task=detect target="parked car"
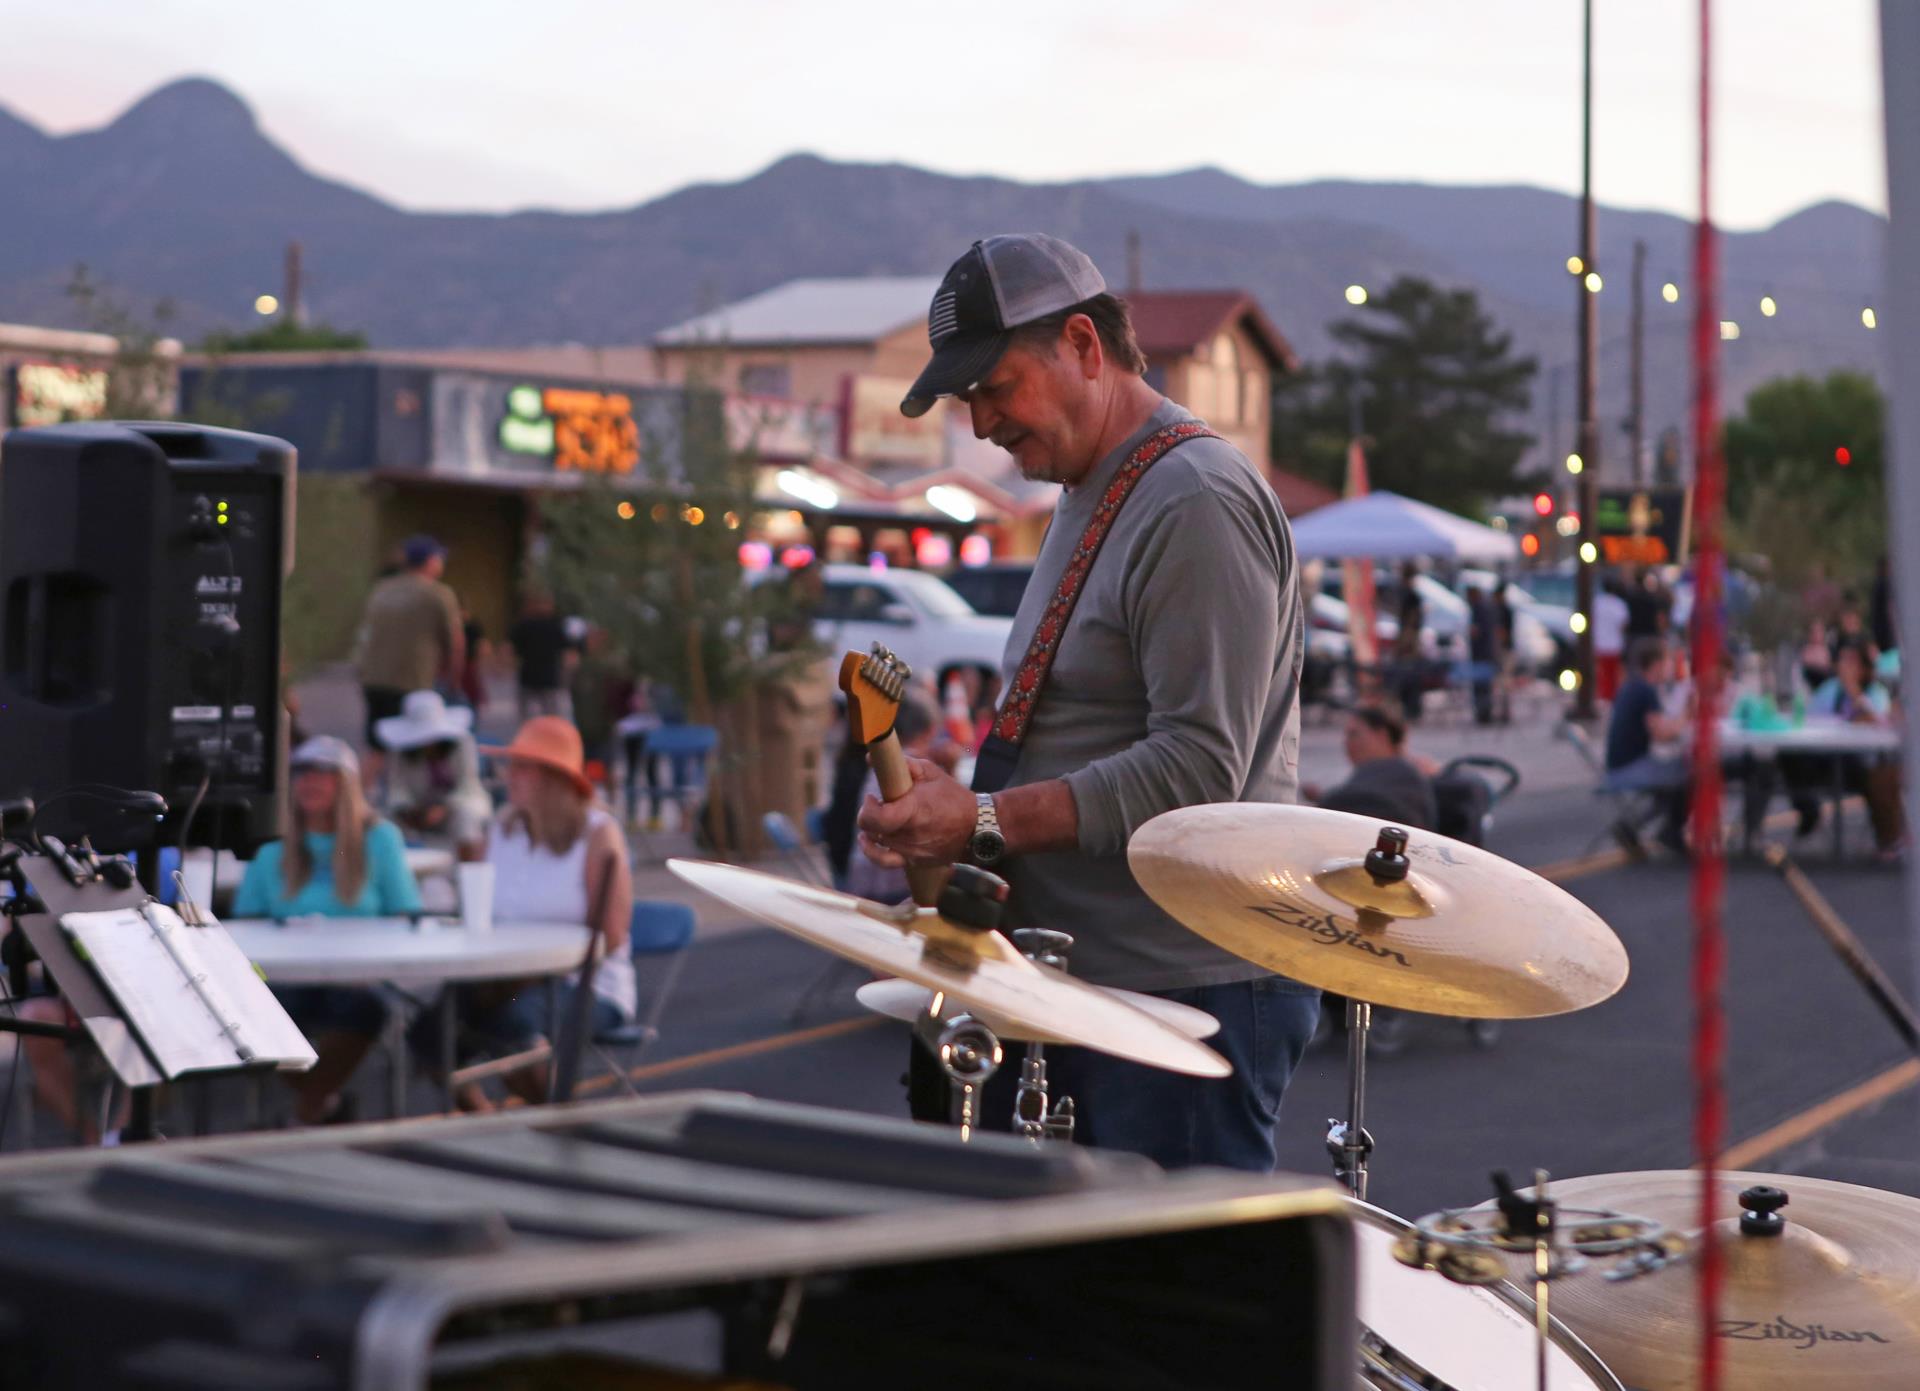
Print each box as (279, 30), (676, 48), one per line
(808, 564), (1013, 687)
(943, 563), (1034, 619)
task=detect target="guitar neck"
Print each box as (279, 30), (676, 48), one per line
(866, 730), (951, 907)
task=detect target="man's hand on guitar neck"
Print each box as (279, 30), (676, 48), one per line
(857, 759), (1079, 869)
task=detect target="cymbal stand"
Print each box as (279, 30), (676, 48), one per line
(1325, 998), (1376, 1200)
(913, 1005), (1001, 1143)
(1010, 929), (1077, 1143)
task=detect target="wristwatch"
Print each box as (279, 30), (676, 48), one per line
(968, 792), (1007, 865)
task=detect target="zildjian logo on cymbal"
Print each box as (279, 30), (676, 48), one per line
(1244, 901), (1410, 967)
(1718, 1316), (1890, 1350)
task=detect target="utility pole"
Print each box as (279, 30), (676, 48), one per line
(1573, 0), (1600, 719)
(283, 241), (304, 326)
(1629, 239), (1647, 484)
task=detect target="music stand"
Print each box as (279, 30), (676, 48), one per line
(8, 852), (292, 1142)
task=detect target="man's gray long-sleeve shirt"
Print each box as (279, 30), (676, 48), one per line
(996, 399), (1304, 989)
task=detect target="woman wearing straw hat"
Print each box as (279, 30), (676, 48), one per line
(374, 689), (492, 862)
(233, 736), (423, 1124)
(439, 716), (634, 1105)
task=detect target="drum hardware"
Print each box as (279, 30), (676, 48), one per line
(1009, 929), (1075, 1143)
(1389, 1170), (1676, 1391)
(911, 1005), (1002, 1142)
(1315, 824), (1407, 1203)
(1350, 1198), (1624, 1391)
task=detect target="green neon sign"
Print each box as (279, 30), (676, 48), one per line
(499, 383), (555, 455)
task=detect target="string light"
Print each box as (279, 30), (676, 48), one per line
(1584, 272), (1603, 293)
(1344, 285), (1369, 306)
(1662, 283), (1680, 303)
(1565, 453), (1584, 475)
(1863, 307), (1878, 330)
(1566, 256), (1584, 275)
(1759, 296), (1777, 318)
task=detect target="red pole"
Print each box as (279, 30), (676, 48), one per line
(1688, 2), (1727, 1388)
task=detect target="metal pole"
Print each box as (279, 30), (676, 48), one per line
(1630, 239), (1647, 485)
(1877, 0), (1920, 1055)
(1573, 0), (1600, 719)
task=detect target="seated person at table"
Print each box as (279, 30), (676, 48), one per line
(234, 735), (422, 1124)
(1306, 704), (1438, 831)
(1604, 638), (1691, 854)
(437, 717), (633, 1106)
(375, 689), (492, 861)
(1783, 641), (1905, 857)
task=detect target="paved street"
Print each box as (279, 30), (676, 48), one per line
(8, 672), (1915, 1233)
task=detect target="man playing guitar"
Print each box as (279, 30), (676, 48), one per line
(857, 234), (1315, 1171)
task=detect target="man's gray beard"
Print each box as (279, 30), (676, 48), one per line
(1012, 455), (1076, 485)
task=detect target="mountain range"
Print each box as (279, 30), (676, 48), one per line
(0, 77), (1890, 467)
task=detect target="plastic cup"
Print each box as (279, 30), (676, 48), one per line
(459, 863), (495, 935)
(179, 854), (216, 917)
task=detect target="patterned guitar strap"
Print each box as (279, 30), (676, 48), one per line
(971, 420), (1220, 795)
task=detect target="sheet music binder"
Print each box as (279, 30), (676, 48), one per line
(60, 904), (316, 1079)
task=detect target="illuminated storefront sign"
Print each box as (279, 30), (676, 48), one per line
(1594, 487), (1692, 566)
(12, 362), (109, 427)
(498, 383), (639, 473)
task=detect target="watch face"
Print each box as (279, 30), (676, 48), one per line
(970, 830), (1006, 864)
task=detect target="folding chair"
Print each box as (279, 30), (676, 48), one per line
(1554, 720), (1663, 854)
(629, 724), (718, 857)
(592, 900), (697, 1098)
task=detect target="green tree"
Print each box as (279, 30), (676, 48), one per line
(1271, 277), (1538, 512)
(197, 319), (368, 353)
(1723, 369), (1884, 573)
(65, 264), (179, 419)
(535, 389), (809, 720)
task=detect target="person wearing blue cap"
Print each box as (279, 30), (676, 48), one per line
(353, 534), (465, 784)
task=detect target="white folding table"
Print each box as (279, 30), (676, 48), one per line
(224, 917), (590, 1114)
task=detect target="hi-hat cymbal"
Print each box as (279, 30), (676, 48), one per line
(1127, 803), (1627, 1018)
(668, 859), (1230, 1077)
(1468, 1170), (1920, 1390)
(854, 976), (1222, 1043)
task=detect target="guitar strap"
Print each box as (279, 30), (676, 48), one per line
(971, 420), (1220, 794)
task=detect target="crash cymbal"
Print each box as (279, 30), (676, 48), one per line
(668, 859), (1230, 1077)
(1127, 803), (1627, 1018)
(1466, 1170), (1920, 1390)
(854, 976), (1222, 1044)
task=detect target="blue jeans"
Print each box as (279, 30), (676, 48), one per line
(932, 976), (1322, 1172)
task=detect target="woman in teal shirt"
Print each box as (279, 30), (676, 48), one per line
(236, 735), (421, 1123)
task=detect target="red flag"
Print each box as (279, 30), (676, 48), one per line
(1341, 437), (1378, 668)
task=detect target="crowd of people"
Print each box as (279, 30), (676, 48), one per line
(1597, 559), (1905, 861)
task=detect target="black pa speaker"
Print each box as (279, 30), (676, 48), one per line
(0, 421), (295, 853)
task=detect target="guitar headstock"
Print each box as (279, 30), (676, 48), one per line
(839, 643), (911, 747)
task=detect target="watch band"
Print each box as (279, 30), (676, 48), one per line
(974, 792), (1000, 834)
(971, 793), (1005, 862)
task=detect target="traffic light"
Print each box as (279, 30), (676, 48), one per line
(1532, 492), (1555, 517)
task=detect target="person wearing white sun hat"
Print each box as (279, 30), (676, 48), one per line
(375, 689), (491, 861)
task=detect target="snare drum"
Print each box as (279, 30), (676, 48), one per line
(1350, 1201), (1621, 1390)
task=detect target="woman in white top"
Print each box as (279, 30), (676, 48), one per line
(455, 716), (633, 1104)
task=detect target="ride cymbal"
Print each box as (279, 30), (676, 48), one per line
(668, 859), (1230, 1077)
(1127, 803), (1627, 1018)
(854, 976), (1222, 1043)
(1469, 1170), (1920, 1390)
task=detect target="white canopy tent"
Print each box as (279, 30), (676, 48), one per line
(1288, 490), (1518, 564)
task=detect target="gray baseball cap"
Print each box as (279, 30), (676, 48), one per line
(900, 234), (1108, 418)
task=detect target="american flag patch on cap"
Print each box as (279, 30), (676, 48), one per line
(928, 290), (959, 344)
